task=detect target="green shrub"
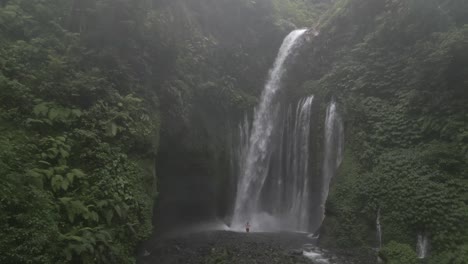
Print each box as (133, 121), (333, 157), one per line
(380, 241), (418, 264)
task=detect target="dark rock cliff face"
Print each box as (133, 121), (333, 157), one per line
(152, 0), (288, 232)
(288, 0), (468, 262)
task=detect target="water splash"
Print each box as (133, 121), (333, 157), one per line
(303, 251), (330, 264)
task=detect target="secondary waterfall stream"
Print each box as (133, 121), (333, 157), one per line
(319, 101), (344, 224)
(417, 234), (429, 259)
(376, 209), (382, 250)
(230, 29), (344, 233)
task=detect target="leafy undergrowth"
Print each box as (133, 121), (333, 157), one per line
(302, 0), (468, 263)
(0, 1), (158, 263)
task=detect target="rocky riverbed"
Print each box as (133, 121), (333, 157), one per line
(137, 231), (360, 264)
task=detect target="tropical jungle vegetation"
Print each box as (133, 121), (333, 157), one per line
(0, 0), (466, 263)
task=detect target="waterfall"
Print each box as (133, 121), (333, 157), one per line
(231, 29), (308, 231)
(232, 95), (315, 232)
(231, 115), (251, 184)
(376, 208), (382, 249)
(281, 96), (315, 231)
(319, 101), (344, 224)
(230, 29), (344, 233)
(417, 234), (429, 259)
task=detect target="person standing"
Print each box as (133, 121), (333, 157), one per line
(245, 222), (251, 233)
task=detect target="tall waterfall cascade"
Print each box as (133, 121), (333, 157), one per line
(230, 29), (344, 233)
(231, 29), (307, 231)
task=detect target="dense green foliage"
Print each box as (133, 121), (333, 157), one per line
(298, 0), (468, 262)
(0, 0), (327, 263)
(272, 0), (333, 27)
(379, 241), (418, 264)
(0, 0), (160, 263)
